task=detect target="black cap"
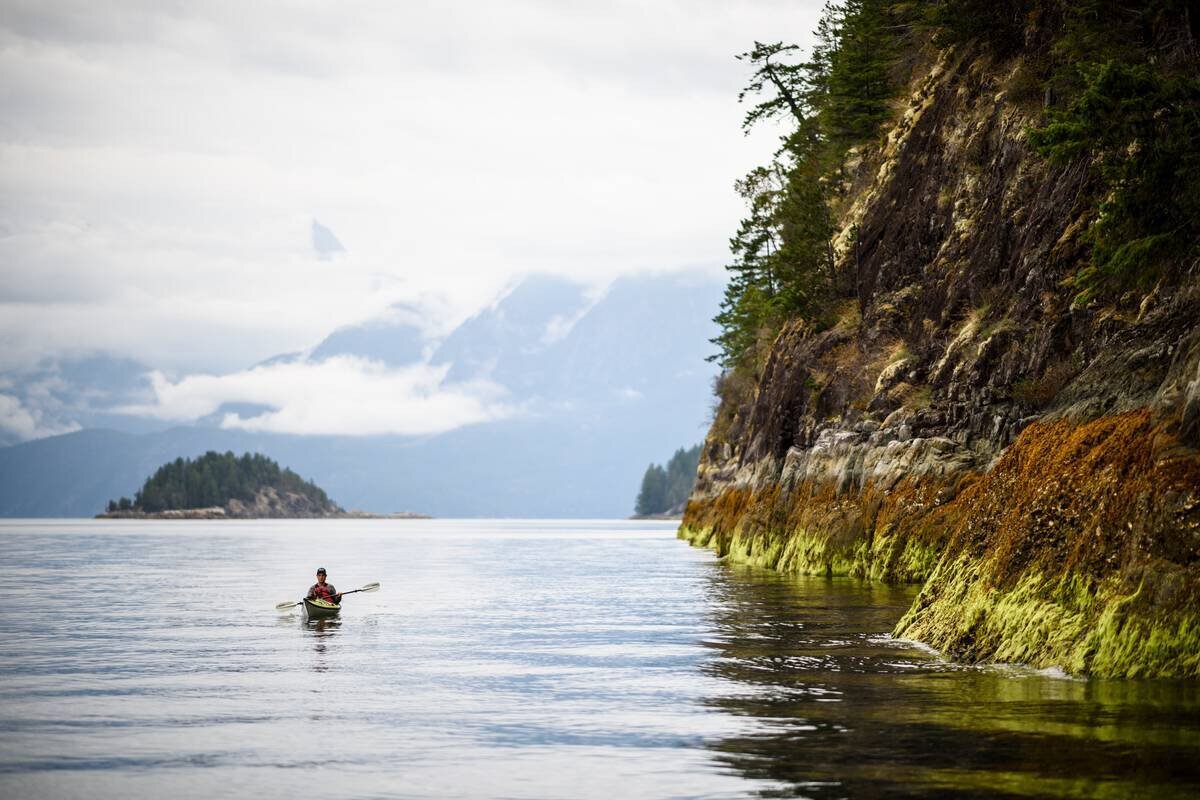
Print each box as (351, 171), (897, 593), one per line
(316, 567), (326, 574)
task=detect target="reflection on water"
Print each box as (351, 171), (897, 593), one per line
(304, 616), (341, 635)
(303, 616), (341, 672)
(0, 519), (1197, 799)
(701, 563), (1200, 799)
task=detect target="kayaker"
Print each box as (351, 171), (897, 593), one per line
(307, 567), (342, 604)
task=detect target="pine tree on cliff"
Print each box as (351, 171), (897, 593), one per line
(926, 0), (1029, 55)
(713, 41), (821, 370)
(735, 41), (812, 129)
(711, 0), (905, 370)
(824, 0), (894, 144)
(712, 164), (787, 367)
(1029, 11), (1200, 303)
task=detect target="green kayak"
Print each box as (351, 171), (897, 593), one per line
(303, 597), (341, 618)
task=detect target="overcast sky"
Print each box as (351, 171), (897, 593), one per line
(0, 1), (823, 439)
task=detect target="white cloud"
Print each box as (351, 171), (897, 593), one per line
(119, 356), (511, 436)
(0, 393), (82, 441)
(0, 1), (821, 374)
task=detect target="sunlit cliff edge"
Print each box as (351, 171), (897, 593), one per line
(681, 17), (1200, 677)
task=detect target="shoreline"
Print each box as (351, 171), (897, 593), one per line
(95, 508), (433, 520)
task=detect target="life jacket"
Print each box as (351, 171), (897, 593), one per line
(309, 582), (338, 602)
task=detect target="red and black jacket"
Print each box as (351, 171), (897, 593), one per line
(307, 582), (340, 603)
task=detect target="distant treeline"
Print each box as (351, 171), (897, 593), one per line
(107, 451), (333, 512)
(635, 445), (702, 516)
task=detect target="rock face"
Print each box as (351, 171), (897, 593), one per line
(681, 46), (1200, 677)
(225, 486), (341, 518)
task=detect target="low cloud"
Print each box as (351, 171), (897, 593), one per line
(0, 1), (817, 375)
(120, 356), (511, 436)
(0, 393), (82, 442)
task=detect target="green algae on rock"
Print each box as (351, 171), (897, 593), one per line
(893, 411), (1200, 678)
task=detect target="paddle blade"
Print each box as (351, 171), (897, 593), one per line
(359, 581), (381, 593)
(275, 600), (301, 611)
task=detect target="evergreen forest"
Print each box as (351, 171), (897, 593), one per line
(634, 445), (702, 516)
(107, 451), (334, 513)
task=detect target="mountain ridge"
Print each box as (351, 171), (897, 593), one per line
(0, 271), (722, 518)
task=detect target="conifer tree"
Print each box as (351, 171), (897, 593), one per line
(635, 464), (669, 515)
(110, 451), (334, 512)
(1030, 62), (1200, 302)
(712, 12), (850, 368)
(664, 445), (703, 508)
(824, 0), (895, 144)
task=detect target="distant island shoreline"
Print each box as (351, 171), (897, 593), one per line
(95, 508), (431, 520)
(99, 450), (431, 521)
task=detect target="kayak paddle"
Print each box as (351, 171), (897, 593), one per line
(275, 581), (381, 611)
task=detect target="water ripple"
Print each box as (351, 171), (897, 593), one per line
(1, 519), (1197, 799)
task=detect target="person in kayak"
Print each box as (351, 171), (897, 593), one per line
(307, 567), (342, 604)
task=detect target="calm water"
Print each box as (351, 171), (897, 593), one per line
(1, 519), (1197, 799)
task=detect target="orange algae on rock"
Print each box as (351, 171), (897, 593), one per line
(895, 410), (1200, 677)
(681, 476), (953, 583)
(683, 410), (1200, 677)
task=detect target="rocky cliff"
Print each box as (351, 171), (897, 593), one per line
(682, 36), (1200, 677)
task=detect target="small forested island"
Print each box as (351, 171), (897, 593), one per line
(100, 451), (340, 518)
(98, 451), (430, 519)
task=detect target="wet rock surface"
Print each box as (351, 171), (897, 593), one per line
(683, 47), (1200, 677)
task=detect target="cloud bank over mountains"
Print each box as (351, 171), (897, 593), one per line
(0, 355), (156, 446)
(0, 393), (81, 442)
(0, 272), (718, 444)
(108, 275), (611, 437)
(0, 272), (725, 517)
(126, 358), (510, 437)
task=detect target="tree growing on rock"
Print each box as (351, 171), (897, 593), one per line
(713, 2), (907, 369)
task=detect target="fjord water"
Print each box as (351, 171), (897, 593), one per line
(1, 520), (1197, 799)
